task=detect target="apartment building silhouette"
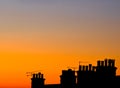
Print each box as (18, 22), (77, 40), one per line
(30, 59), (120, 88)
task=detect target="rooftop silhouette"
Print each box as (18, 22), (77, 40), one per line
(30, 58), (120, 88)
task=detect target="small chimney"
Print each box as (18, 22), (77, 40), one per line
(33, 74), (36, 78)
(38, 72), (41, 78)
(35, 74), (38, 78)
(101, 61), (104, 66)
(41, 74), (43, 78)
(97, 60), (101, 66)
(89, 64), (92, 71)
(79, 65), (82, 71)
(86, 66), (88, 71)
(111, 59), (115, 67)
(108, 59), (112, 67)
(105, 59), (108, 66)
(83, 66), (85, 71)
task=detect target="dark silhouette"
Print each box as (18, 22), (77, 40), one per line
(30, 59), (120, 88)
(44, 84), (60, 88)
(77, 59), (118, 88)
(31, 72), (45, 88)
(60, 69), (76, 88)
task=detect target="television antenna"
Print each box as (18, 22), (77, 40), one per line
(26, 70), (42, 77)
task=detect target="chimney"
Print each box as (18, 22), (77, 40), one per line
(111, 59), (115, 67)
(83, 66), (85, 71)
(86, 66), (88, 71)
(38, 72), (41, 78)
(108, 59), (112, 67)
(35, 74), (38, 78)
(79, 65), (82, 71)
(89, 64), (92, 71)
(101, 61), (104, 66)
(97, 60), (101, 66)
(105, 59), (108, 66)
(41, 74), (43, 78)
(33, 74), (36, 78)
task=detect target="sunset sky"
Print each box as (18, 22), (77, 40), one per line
(0, 0), (120, 88)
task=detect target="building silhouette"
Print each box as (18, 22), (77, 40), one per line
(60, 69), (76, 88)
(30, 58), (120, 88)
(77, 59), (118, 88)
(31, 72), (45, 88)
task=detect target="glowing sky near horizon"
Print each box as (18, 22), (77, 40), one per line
(0, 0), (120, 88)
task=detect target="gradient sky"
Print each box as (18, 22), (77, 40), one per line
(0, 0), (120, 88)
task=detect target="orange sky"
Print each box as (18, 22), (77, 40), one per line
(0, 32), (120, 87)
(0, 0), (120, 88)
